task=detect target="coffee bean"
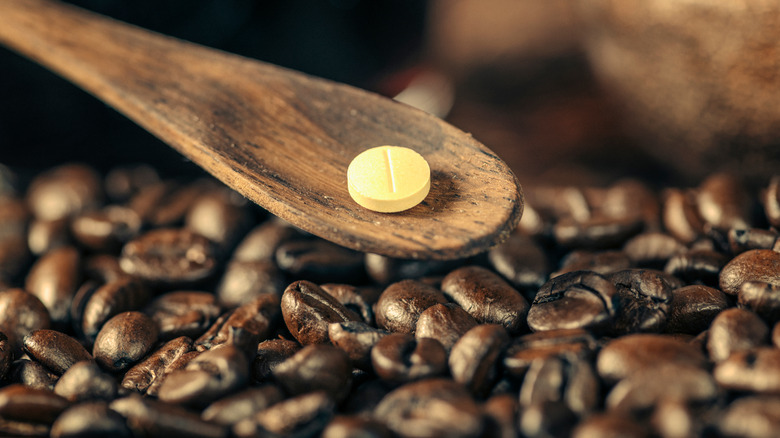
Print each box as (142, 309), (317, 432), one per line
(665, 285), (730, 334)
(623, 231), (686, 268)
(596, 334), (707, 383)
(104, 164), (160, 202)
(81, 278), (151, 343)
(664, 248), (729, 287)
(252, 338), (301, 382)
(322, 415), (393, 438)
(139, 179), (217, 228)
(527, 271), (617, 332)
(371, 333), (447, 383)
(554, 249), (632, 277)
(121, 336), (194, 394)
(519, 356), (599, 416)
(281, 280), (362, 345)
(365, 253), (461, 284)
(482, 394), (519, 438)
(0, 384), (69, 424)
(201, 385), (283, 426)
(50, 401), (132, 438)
(321, 283), (379, 325)
(729, 227), (779, 254)
(488, 233), (549, 292)
(714, 347), (780, 394)
(185, 187), (251, 252)
(719, 249), (780, 296)
(273, 344), (353, 401)
(276, 239), (365, 283)
(216, 260), (284, 309)
(696, 172), (752, 230)
(196, 294), (279, 353)
(608, 269), (675, 334)
(718, 395), (780, 438)
(25, 163), (102, 221)
(774, 321), (780, 349)
(518, 400), (577, 438)
(553, 215), (644, 249)
(119, 228), (218, 284)
(23, 329), (92, 375)
(738, 281), (780, 324)
(0, 234), (30, 285)
(707, 308), (769, 362)
(28, 218), (70, 256)
(0, 288), (50, 355)
(234, 391), (334, 438)
(145, 291), (221, 340)
(25, 246), (81, 325)
(328, 321), (388, 370)
(82, 254), (127, 283)
(763, 176), (780, 228)
(9, 359), (58, 390)
(503, 328), (597, 378)
(53, 360), (117, 402)
(111, 393), (228, 438)
(603, 179), (661, 229)
(449, 324), (509, 397)
(415, 303), (477, 352)
(650, 399), (697, 438)
(605, 364), (717, 412)
(375, 279), (447, 334)
(71, 205), (142, 252)
(572, 413), (648, 438)
(93, 311), (158, 372)
(662, 188), (706, 244)
(231, 219), (299, 262)
(146, 349), (201, 398)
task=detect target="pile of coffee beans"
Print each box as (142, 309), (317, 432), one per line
(0, 162), (779, 437)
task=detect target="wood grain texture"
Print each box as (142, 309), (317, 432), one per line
(0, 0), (523, 259)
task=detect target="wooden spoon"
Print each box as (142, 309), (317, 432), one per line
(0, 0), (523, 260)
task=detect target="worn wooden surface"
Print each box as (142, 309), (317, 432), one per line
(0, 0), (523, 259)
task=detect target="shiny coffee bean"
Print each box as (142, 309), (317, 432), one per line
(322, 415), (393, 438)
(119, 228), (218, 284)
(111, 393), (227, 438)
(763, 176), (780, 228)
(519, 356), (599, 416)
(26, 163), (102, 221)
(201, 385), (284, 426)
(81, 278), (151, 343)
(145, 291), (221, 340)
(665, 285), (730, 335)
(93, 311), (158, 372)
(488, 233), (549, 292)
(28, 218), (70, 256)
(9, 359), (58, 390)
(623, 231), (686, 267)
(216, 260), (284, 309)
(281, 280), (362, 345)
(53, 360), (117, 402)
(719, 249), (780, 295)
(714, 347), (780, 394)
(321, 283), (379, 325)
(572, 413), (648, 438)
(596, 334), (707, 384)
(718, 395), (780, 438)
(371, 333), (447, 383)
(696, 172), (751, 230)
(662, 188), (706, 244)
(738, 281), (780, 324)
(375, 279), (448, 334)
(415, 303), (477, 352)
(138, 179), (217, 228)
(273, 344), (353, 401)
(328, 321), (388, 370)
(605, 364), (717, 412)
(554, 249), (632, 277)
(602, 179), (661, 229)
(25, 245), (81, 324)
(231, 219), (298, 262)
(503, 328), (598, 377)
(664, 248), (728, 286)
(146, 349), (201, 398)
(185, 187), (251, 252)
(527, 271), (617, 332)
(707, 308), (769, 362)
(234, 391), (335, 438)
(608, 269), (675, 334)
(196, 293), (279, 353)
(0, 288), (50, 355)
(518, 400), (578, 438)
(482, 394), (519, 438)
(23, 329), (92, 375)
(252, 338), (301, 382)
(104, 164), (159, 202)
(71, 205), (142, 252)
(50, 401), (132, 438)
(0, 384), (69, 427)
(121, 336), (194, 394)
(276, 239), (365, 283)
(728, 227), (779, 254)
(82, 254), (127, 283)
(650, 399), (698, 438)
(449, 324), (509, 397)
(365, 252), (461, 285)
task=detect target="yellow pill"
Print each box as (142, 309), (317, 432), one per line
(347, 146), (431, 213)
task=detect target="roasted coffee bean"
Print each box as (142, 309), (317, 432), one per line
(623, 231), (686, 267)
(602, 179), (661, 228)
(442, 266), (529, 335)
(662, 188), (706, 244)
(322, 415), (393, 438)
(234, 391), (334, 438)
(81, 278), (151, 343)
(365, 253), (461, 284)
(9, 359), (58, 390)
(341, 379), (392, 416)
(553, 215), (644, 249)
(707, 308), (769, 362)
(275, 239), (364, 283)
(53, 360), (117, 402)
(26, 163), (102, 221)
(185, 187), (251, 252)
(449, 324), (509, 397)
(488, 233), (549, 292)
(608, 269), (675, 334)
(728, 227), (779, 254)
(50, 401), (132, 438)
(527, 186), (591, 222)
(231, 219), (298, 262)
(482, 394), (518, 438)
(596, 334), (707, 383)
(665, 249), (728, 287)
(764, 176), (780, 228)
(518, 400), (577, 438)
(28, 218), (70, 256)
(719, 249), (780, 295)
(82, 254), (127, 283)
(25, 246), (81, 324)
(321, 283), (379, 325)
(605, 364), (717, 412)
(0, 384), (69, 424)
(93, 311), (158, 372)
(328, 321), (388, 370)
(146, 350), (201, 398)
(714, 347), (780, 394)
(371, 333), (447, 383)
(104, 164), (159, 202)
(374, 378), (484, 438)
(111, 393), (228, 438)
(119, 228), (217, 284)
(738, 281), (780, 324)
(503, 329), (597, 377)
(650, 399), (698, 438)
(0, 234), (30, 285)
(554, 249), (632, 277)
(273, 344), (353, 401)
(718, 395), (780, 438)
(0, 288), (50, 354)
(23, 329), (92, 375)
(121, 336), (194, 394)
(375, 279), (447, 334)
(572, 413), (648, 438)
(196, 294), (279, 353)
(415, 303), (477, 352)
(527, 271), (617, 332)
(519, 356), (599, 416)
(201, 385), (284, 426)
(216, 260), (284, 309)
(696, 172), (752, 230)
(252, 338), (301, 382)
(140, 179), (217, 228)
(145, 291), (221, 340)
(71, 205), (142, 252)
(157, 343), (249, 406)
(665, 285), (730, 334)
(281, 280), (361, 345)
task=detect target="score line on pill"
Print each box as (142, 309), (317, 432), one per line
(347, 146), (431, 213)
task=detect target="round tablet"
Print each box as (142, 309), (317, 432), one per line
(347, 146), (431, 213)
